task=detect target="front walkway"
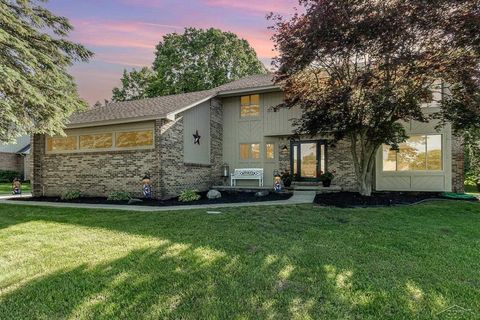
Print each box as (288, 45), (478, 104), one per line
(0, 191), (315, 212)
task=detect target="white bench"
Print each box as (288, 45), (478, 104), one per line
(231, 168), (264, 187)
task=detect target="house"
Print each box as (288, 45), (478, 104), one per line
(0, 135), (31, 181)
(31, 74), (464, 198)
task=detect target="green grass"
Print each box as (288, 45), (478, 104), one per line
(0, 182), (30, 195)
(0, 202), (479, 319)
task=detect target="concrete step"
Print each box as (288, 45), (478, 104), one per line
(293, 185), (342, 193)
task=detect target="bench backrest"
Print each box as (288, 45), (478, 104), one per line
(232, 168), (263, 177)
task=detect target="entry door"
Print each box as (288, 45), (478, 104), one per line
(291, 141), (326, 180)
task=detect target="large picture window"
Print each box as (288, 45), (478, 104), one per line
(240, 143), (260, 160)
(383, 135), (442, 171)
(240, 94), (260, 117)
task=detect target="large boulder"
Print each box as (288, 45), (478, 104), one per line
(207, 189), (222, 199)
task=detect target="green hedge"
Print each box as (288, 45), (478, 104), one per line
(0, 170), (23, 183)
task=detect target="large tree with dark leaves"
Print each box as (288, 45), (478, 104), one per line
(0, 0), (93, 142)
(112, 67), (154, 102)
(147, 28), (267, 97)
(270, 0), (480, 196)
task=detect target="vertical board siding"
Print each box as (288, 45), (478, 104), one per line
(183, 101), (211, 165)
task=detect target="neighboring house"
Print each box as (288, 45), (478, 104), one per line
(0, 135), (31, 180)
(31, 74), (464, 198)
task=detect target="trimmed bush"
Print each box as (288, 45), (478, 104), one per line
(107, 191), (132, 201)
(178, 189), (201, 202)
(61, 190), (82, 200)
(0, 170), (22, 183)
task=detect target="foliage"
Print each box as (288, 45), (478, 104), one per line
(107, 191), (132, 201)
(0, 170), (22, 183)
(0, 0), (93, 143)
(269, 0), (480, 196)
(112, 67), (154, 102)
(178, 189), (201, 202)
(61, 190), (82, 201)
(0, 202), (479, 318)
(318, 169), (336, 182)
(280, 171), (293, 185)
(147, 28), (267, 97)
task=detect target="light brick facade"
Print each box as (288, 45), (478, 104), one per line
(0, 152), (22, 173)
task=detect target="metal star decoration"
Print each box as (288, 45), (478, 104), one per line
(193, 130), (201, 145)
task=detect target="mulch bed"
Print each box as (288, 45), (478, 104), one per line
(12, 191), (292, 207)
(314, 192), (455, 208)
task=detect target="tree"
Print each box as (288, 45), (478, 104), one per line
(112, 67), (154, 102)
(0, 0), (93, 143)
(465, 128), (480, 191)
(147, 28), (267, 96)
(270, 0), (480, 196)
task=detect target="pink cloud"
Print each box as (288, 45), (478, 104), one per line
(202, 0), (297, 14)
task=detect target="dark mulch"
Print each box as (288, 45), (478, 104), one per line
(314, 192), (447, 208)
(12, 191), (292, 207)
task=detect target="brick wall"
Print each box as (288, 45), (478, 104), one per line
(451, 133), (465, 193)
(158, 99), (223, 199)
(32, 122), (162, 198)
(0, 152), (22, 173)
(327, 140), (358, 191)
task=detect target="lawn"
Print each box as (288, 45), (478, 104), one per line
(0, 182), (30, 195)
(0, 202), (479, 319)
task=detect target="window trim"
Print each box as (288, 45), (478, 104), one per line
(240, 94), (261, 118)
(382, 134), (443, 172)
(46, 127), (155, 154)
(239, 143), (261, 161)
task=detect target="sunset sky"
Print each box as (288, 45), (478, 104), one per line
(45, 0), (299, 105)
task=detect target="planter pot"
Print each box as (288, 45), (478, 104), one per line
(322, 179), (332, 187)
(283, 179), (292, 188)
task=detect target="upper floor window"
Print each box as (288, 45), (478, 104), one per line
(383, 135), (442, 171)
(240, 94), (260, 117)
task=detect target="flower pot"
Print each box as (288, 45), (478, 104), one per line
(283, 179), (292, 188)
(322, 179), (331, 187)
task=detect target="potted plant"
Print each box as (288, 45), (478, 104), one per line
(318, 169), (336, 187)
(281, 171), (293, 187)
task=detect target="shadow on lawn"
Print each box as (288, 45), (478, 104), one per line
(0, 204), (479, 318)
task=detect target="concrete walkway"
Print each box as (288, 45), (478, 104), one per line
(0, 192), (315, 212)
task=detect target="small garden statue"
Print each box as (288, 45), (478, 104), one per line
(142, 175), (152, 199)
(274, 171), (282, 193)
(318, 169), (336, 187)
(12, 178), (21, 195)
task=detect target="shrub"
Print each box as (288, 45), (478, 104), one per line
(61, 190), (82, 200)
(178, 189), (201, 202)
(107, 191), (132, 201)
(0, 170), (22, 183)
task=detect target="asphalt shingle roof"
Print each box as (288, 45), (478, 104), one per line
(68, 74), (276, 126)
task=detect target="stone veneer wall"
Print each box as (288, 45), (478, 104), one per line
(451, 133), (465, 193)
(158, 99), (223, 199)
(32, 121), (162, 198)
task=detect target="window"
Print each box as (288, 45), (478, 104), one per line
(266, 143), (275, 160)
(116, 130), (154, 148)
(46, 136), (77, 152)
(240, 94), (260, 117)
(240, 143), (260, 160)
(80, 133), (113, 150)
(383, 135), (442, 171)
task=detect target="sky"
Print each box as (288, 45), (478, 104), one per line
(45, 0), (299, 105)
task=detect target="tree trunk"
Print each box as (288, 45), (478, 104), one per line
(349, 134), (380, 197)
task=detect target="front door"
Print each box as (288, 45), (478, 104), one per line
(291, 141), (326, 180)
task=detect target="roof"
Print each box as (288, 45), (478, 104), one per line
(0, 135), (30, 154)
(68, 73), (277, 127)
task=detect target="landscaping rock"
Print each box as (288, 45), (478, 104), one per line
(128, 198), (143, 205)
(255, 190), (270, 197)
(207, 189), (222, 199)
